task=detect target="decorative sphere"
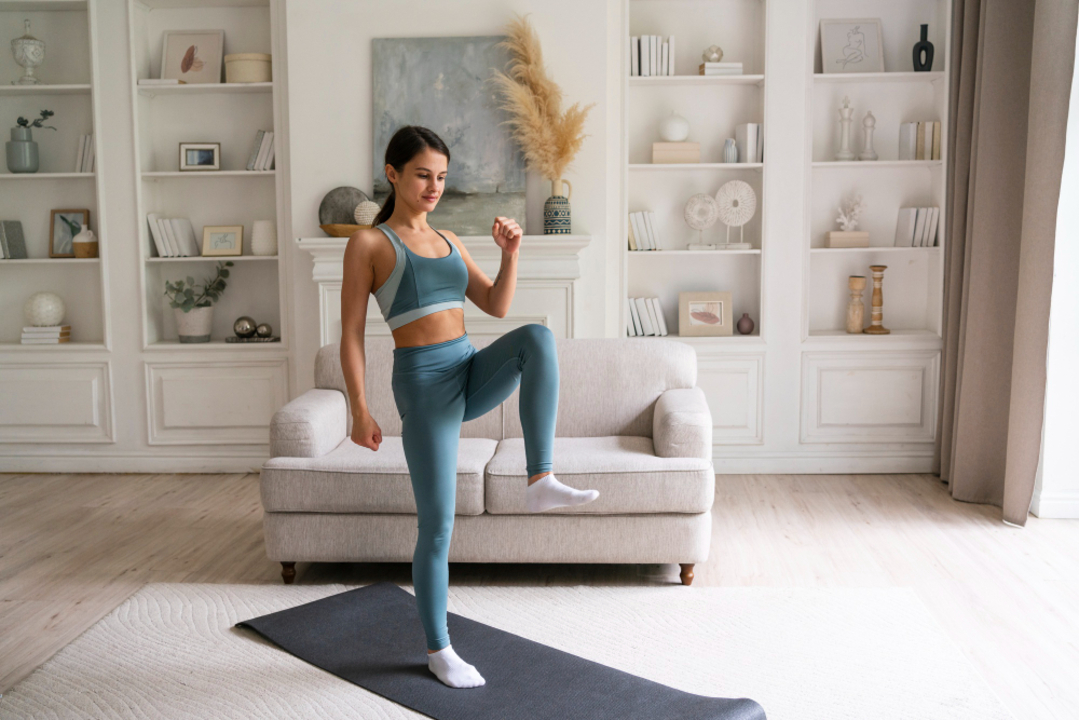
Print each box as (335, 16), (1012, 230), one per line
(233, 316), (257, 337)
(702, 45), (724, 63)
(715, 180), (757, 227)
(256, 322), (273, 338)
(23, 291), (65, 326)
(659, 112), (690, 142)
(353, 200), (381, 226)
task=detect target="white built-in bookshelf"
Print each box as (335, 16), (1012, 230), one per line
(0, 0), (108, 349)
(126, 0), (287, 350)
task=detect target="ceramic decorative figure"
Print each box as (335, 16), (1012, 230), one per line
(251, 220), (277, 256)
(659, 112), (690, 142)
(715, 179), (756, 249)
(846, 275), (867, 333)
(835, 96), (855, 161)
(859, 111), (878, 161)
(736, 313), (755, 335)
(863, 265), (891, 334)
(684, 192), (719, 243)
(11, 20), (45, 86)
(702, 45), (724, 62)
(72, 224), (98, 258)
(912, 24), (934, 71)
(544, 178), (572, 234)
(23, 291), (64, 326)
(723, 138), (738, 164)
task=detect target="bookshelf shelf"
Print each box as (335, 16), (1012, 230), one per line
(629, 74), (764, 87)
(810, 246), (941, 254)
(0, 84), (91, 96)
(812, 71), (945, 84)
(146, 255), (277, 262)
(0, 341), (108, 352)
(629, 248), (761, 255)
(0, 172), (96, 179)
(135, 81), (273, 97)
(141, 170), (276, 179)
(811, 160), (942, 169)
(630, 163), (763, 171)
(0, 258), (101, 264)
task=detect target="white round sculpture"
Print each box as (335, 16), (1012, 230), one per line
(23, 291), (65, 326)
(659, 112), (689, 142)
(353, 200), (381, 226)
(684, 193), (719, 243)
(715, 180), (757, 248)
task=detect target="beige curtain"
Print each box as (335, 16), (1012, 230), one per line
(937, 0), (1078, 526)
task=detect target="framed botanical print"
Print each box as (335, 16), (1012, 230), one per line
(202, 224), (243, 256)
(160, 29), (224, 83)
(49, 208), (90, 258)
(678, 290), (733, 337)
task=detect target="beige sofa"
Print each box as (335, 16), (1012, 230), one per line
(260, 334), (715, 586)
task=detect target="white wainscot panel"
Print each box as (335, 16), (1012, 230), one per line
(0, 363), (114, 443)
(146, 360), (288, 445)
(696, 353), (764, 444)
(801, 351), (940, 444)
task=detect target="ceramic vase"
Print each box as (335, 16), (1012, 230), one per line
(252, 220), (277, 256)
(723, 138), (738, 164)
(6, 127), (39, 173)
(72, 224), (98, 258)
(846, 275), (866, 333)
(175, 306), (213, 343)
(912, 24), (934, 71)
(736, 313), (755, 335)
(544, 177), (572, 234)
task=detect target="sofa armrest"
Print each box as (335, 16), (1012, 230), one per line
(653, 387), (713, 460)
(269, 389), (347, 458)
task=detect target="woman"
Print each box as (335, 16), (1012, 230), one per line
(339, 125), (600, 689)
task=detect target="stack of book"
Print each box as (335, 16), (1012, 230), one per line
(75, 133), (95, 173)
(22, 325), (70, 344)
(699, 61), (743, 76)
(0, 220), (27, 259)
(736, 122), (763, 163)
(147, 213), (201, 257)
(629, 35), (675, 76)
(899, 121), (941, 160)
(894, 206), (941, 247)
(626, 297), (669, 336)
(627, 210), (662, 250)
(247, 129), (275, 171)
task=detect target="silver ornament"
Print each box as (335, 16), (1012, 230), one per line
(256, 322), (273, 338)
(233, 316), (257, 337)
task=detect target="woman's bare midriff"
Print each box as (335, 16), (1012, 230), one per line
(390, 308), (466, 349)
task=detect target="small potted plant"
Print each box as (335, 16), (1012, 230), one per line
(6, 110), (56, 173)
(164, 260), (234, 342)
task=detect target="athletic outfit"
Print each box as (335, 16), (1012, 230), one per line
(373, 222), (559, 652)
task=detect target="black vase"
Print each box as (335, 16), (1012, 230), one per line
(913, 24), (934, 71)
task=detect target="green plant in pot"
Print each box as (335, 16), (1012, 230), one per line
(164, 261), (234, 343)
(7, 110), (56, 173)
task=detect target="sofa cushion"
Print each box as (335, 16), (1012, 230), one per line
(261, 436), (497, 515)
(484, 436), (714, 515)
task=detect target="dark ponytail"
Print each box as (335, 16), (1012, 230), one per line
(372, 125), (451, 227)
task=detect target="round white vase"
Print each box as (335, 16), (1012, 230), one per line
(251, 220), (277, 256)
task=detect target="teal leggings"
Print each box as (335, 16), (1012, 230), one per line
(390, 323), (559, 651)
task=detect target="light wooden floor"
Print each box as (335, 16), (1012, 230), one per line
(1, 472), (1075, 719)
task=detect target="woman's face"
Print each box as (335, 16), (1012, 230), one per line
(386, 148), (448, 213)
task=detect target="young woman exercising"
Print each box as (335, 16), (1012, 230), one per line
(339, 125), (600, 689)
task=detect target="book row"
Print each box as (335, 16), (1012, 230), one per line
(626, 297), (669, 337)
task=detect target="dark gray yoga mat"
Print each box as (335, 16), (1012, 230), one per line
(235, 581), (766, 720)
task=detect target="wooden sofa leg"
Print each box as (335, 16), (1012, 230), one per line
(679, 563), (694, 586)
(281, 562), (296, 584)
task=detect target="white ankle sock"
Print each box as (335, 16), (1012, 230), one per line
(526, 473), (600, 513)
(427, 644), (485, 688)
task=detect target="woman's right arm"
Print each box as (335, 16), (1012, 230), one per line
(340, 230), (382, 450)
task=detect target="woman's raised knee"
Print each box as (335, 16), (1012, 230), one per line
(519, 323), (555, 352)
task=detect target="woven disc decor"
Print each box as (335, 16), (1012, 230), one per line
(683, 193), (720, 231)
(715, 180), (756, 227)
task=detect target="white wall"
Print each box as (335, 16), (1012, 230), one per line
(284, 0), (615, 394)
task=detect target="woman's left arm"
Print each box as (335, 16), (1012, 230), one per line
(444, 216), (522, 319)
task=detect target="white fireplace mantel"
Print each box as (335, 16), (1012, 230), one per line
(297, 233), (593, 344)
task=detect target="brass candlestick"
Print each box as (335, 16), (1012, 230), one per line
(863, 265), (890, 334)
(846, 275), (866, 333)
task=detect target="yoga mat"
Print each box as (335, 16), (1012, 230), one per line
(235, 581), (766, 720)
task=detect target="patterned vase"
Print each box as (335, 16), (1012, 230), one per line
(544, 178), (572, 234)
(723, 138), (738, 164)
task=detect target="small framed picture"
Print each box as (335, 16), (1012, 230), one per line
(678, 291), (733, 337)
(202, 224), (243, 256)
(49, 208), (91, 258)
(820, 19), (885, 74)
(179, 142), (221, 171)
(160, 29), (224, 83)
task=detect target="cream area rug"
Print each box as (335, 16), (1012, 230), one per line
(1, 582), (1015, 719)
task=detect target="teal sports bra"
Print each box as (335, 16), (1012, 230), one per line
(372, 222), (468, 330)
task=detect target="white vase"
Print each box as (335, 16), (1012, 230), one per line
(251, 220), (277, 256)
(175, 306), (213, 343)
(72, 223), (98, 258)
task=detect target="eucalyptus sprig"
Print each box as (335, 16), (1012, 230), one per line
(164, 260), (234, 312)
(16, 110), (56, 131)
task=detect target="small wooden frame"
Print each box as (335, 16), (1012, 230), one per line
(49, 208), (90, 258)
(201, 224), (243, 256)
(679, 290), (733, 337)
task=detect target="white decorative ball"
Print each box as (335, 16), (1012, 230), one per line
(659, 112), (690, 142)
(354, 200), (381, 226)
(684, 193), (719, 231)
(24, 291), (65, 326)
(715, 180), (757, 227)
(702, 45), (724, 62)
